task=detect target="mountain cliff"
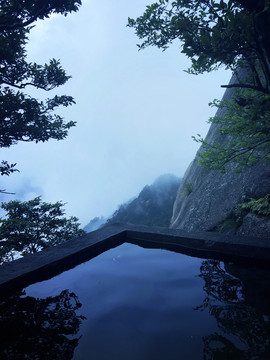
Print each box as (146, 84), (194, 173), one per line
(84, 174), (181, 232)
(107, 174), (181, 227)
(170, 72), (270, 238)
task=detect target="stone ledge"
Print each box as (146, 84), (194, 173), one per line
(0, 223), (269, 296)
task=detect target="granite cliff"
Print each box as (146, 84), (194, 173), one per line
(170, 72), (270, 238)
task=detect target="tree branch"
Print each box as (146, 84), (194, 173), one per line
(219, 137), (270, 167)
(0, 79), (55, 91)
(221, 83), (270, 95)
(0, 189), (15, 194)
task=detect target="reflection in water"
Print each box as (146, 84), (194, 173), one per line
(0, 289), (86, 359)
(1, 245), (270, 360)
(196, 260), (270, 360)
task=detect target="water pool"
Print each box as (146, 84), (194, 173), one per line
(1, 242), (270, 359)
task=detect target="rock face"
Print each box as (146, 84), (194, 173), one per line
(237, 214), (270, 239)
(170, 72), (270, 237)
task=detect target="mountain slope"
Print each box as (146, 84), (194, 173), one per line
(106, 174), (181, 227)
(84, 174), (181, 232)
(83, 216), (106, 233)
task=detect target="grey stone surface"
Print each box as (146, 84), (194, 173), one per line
(1, 223), (270, 296)
(237, 214), (270, 239)
(170, 71), (270, 235)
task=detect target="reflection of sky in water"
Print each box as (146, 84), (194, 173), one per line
(23, 243), (270, 360)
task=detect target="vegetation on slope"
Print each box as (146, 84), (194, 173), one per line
(106, 174), (181, 227)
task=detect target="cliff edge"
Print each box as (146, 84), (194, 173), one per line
(170, 72), (270, 238)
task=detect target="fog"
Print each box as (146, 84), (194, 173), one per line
(0, 0), (231, 226)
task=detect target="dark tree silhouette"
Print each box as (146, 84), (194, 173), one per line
(0, 196), (85, 263)
(0, 289), (86, 359)
(196, 260), (270, 359)
(0, 0), (81, 192)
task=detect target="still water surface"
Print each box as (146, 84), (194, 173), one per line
(1, 242), (270, 359)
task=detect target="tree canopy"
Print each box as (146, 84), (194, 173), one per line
(128, 0), (270, 171)
(0, 196), (85, 263)
(0, 0), (81, 187)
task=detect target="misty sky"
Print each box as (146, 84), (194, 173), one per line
(0, 0), (231, 227)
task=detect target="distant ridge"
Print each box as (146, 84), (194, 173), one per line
(84, 174), (181, 232)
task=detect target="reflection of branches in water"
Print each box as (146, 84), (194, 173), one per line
(196, 260), (270, 360)
(199, 260), (243, 304)
(203, 333), (246, 360)
(0, 289), (86, 359)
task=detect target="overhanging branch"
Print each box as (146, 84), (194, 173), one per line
(221, 83), (269, 95)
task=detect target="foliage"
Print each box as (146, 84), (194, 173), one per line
(128, 0), (270, 85)
(0, 160), (18, 176)
(128, 0), (270, 170)
(212, 194), (270, 235)
(183, 182), (193, 196)
(214, 217), (240, 234)
(236, 193), (270, 218)
(0, 196), (85, 263)
(193, 90), (270, 172)
(0, 0), (81, 187)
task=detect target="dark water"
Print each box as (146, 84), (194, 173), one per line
(1, 242), (270, 359)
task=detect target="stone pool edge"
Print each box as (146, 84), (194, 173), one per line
(0, 223), (269, 296)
